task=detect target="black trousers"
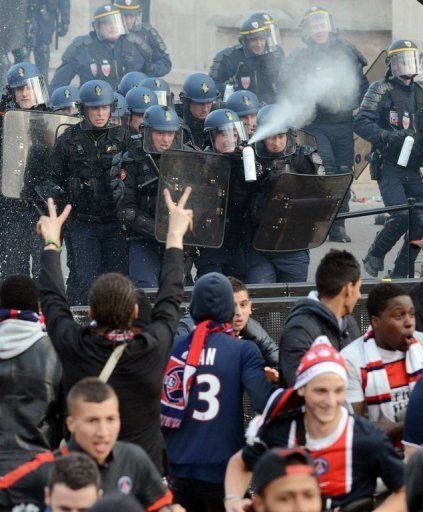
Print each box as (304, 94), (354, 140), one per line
(170, 478), (225, 512)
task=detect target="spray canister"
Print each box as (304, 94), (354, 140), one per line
(397, 136), (415, 167)
(243, 145), (257, 182)
(223, 83), (234, 103)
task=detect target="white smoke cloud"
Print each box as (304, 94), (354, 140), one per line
(249, 47), (360, 144)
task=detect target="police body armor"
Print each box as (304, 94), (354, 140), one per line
(64, 124), (127, 220)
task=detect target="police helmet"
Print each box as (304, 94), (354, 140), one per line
(117, 70), (147, 96)
(140, 77), (174, 107)
(92, 4), (127, 41)
(204, 109), (248, 153)
(386, 40), (423, 78)
(50, 85), (80, 112)
(246, 12), (281, 52)
(7, 61), (49, 107)
(180, 73), (219, 104)
(255, 104), (296, 157)
(111, 92), (127, 119)
(78, 80), (115, 107)
(227, 90), (260, 116)
(126, 86), (158, 114)
(300, 6), (336, 44)
(142, 105), (182, 153)
(113, 0), (142, 31)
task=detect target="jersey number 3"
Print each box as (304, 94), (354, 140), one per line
(192, 374), (221, 421)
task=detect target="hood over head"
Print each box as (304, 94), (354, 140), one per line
(190, 272), (235, 323)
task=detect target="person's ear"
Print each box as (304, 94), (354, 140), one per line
(97, 489), (104, 498)
(253, 494), (265, 512)
(132, 303), (139, 320)
(371, 315), (380, 329)
(44, 487), (51, 506)
(66, 415), (75, 434)
(297, 386), (305, 397)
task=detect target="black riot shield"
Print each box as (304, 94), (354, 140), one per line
(253, 173), (353, 252)
(155, 149), (230, 248)
(354, 50), (387, 179)
(1, 110), (80, 200)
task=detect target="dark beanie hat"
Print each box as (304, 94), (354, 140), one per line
(89, 493), (145, 512)
(252, 448), (317, 495)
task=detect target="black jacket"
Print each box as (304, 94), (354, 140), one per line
(279, 295), (361, 387)
(410, 282), (423, 332)
(0, 333), (62, 476)
(176, 313), (279, 367)
(39, 247), (184, 474)
(0, 439), (170, 511)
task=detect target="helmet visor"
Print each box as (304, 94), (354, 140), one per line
(209, 121), (247, 153)
(12, 76), (49, 108)
(95, 12), (127, 41)
(242, 29), (277, 57)
(122, 11), (143, 31)
(255, 130), (296, 158)
(265, 21), (282, 53)
(143, 126), (183, 153)
(302, 11), (334, 41)
(389, 49), (423, 77)
(155, 90), (174, 107)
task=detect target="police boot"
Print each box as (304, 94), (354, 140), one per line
(328, 219), (351, 243)
(34, 43), (51, 80)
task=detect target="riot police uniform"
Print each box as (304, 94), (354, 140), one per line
(50, 5), (151, 92)
(113, 0), (172, 77)
(33, 0), (71, 79)
(177, 73), (219, 148)
(209, 13), (284, 105)
(194, 108), (251, 279)
(116, 104), (184, 288)
(0, 62), (49, 280)
(244, 105), (322, 283)
(283, 7), (369, 242)
(354, 40), (423, 278)
(41, 80), (129, 304)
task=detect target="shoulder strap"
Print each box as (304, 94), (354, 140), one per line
(98, 343), (127, 382)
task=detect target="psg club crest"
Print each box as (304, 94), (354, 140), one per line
(90, 63), (98, 77)
(403, 111), (410, 130)
(162, 359), (184, 406)
(101, 60), (111, 77)
(389, 110), (398, 126)
(313, 457), (329, 476)
(241, 76), (251, 89)
(117, 476), (133, 494)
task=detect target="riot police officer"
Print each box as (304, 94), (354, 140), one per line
(227, 89), (260, 137)
(49, 85), (79, 115)
(209, 12), (284, 105)
(177, 73), (219, 148)
(139, 77), (174, 107)
(354, 40), (423, 278)
(113, 0), (171, 78)
(117, 70), (147, 96)
(0, 62), (49, 279)
(125, 85), (158, 133)
(116, 104), (183, 287)
(283, 6), (369, 242)
(50, 4), (150, 91)
(194, 108), (250, 279)
(110, 91), (128, 126)
(32, 0), (71, 79)
(41, 79), (129, 304)
(245, 104), (322, 283)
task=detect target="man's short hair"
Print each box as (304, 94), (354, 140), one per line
(367, 282), (409, 318)
(67, 377), (117, 415)
(89, 272), (137, 330)
(315, 250), (360, 298)
(47, 453), (101, 491)
(0, 275), (39, 312)
(227, 276), (249, 296)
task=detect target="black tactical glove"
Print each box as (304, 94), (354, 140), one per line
(380, 129), (413, 147)
(57, 20), (69, 37)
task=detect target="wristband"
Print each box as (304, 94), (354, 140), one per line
(224, 494), (242, 501)
(45, 240), (63, 252)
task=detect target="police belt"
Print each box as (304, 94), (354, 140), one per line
(326, 496), (374, 512)
(76, 213), (116, 223)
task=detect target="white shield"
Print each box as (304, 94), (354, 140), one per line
(241, 76), (251, 89)
(101, 61), (111, 77)
(90, 63), (98, 77)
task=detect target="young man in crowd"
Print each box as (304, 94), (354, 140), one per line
(279, 249), (362, 387)
(45, 453), (102, 512)
(36, 190), (192, 475)
(0, 275), (62, 476)
(0, 378), (172, 511)
(341, 283), (422, 445)
(162, 272), (274, 512)
(251, 448), (322, 512)
(225, 340), (406, 512)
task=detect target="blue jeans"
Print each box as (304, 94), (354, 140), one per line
(194, 247), (246, 280)
(129, 239), (164, 288)
(69, 220), (128, 305)
(245, 247), (310, 284)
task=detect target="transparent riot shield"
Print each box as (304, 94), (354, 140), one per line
(1, 110), (80, 200)
(295, 130), (317, 152)
(354, 50), (387, 179)
(253, 173), (353, 252)
(155, 149), (230, 248)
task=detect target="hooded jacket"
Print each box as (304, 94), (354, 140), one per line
(279, 292), (361, 387)
(0, 319), (62, 476)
